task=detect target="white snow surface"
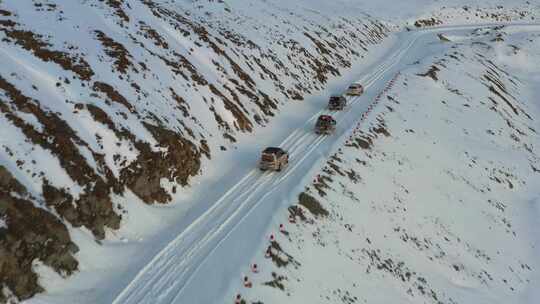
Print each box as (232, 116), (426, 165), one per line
(0, 0), (537, 303)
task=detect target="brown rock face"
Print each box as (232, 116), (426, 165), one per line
(121, 123), (201, 204)
(42, 180), (121, 240)
(0, 76), (122, 241)
(0, 166), (78, 302)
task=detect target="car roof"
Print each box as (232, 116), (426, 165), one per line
(319, 115), (333, 120)
(262, 147), (284, 154)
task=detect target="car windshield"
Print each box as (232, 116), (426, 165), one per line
(261, 154), (274, 162)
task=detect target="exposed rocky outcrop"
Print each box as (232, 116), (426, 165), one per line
(0, 166), (78, 302)
(122, 123), (201, 204)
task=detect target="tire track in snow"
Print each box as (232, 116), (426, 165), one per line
(166, 53), (405, 301)
(112, 26), (418, 304)
(110, 86), (344, 301)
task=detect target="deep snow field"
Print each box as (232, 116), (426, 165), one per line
(0, 0), (539, 304)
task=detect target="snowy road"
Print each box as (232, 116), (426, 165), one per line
(111, 23), (540, 304)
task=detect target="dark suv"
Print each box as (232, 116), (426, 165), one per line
(328, 95), (347, 110)
(259, 147), (289, 171)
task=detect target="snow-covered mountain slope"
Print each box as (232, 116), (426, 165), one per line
(1, 0), (540, 303)
(229, 25), (540, 304)
(0, 0), (395, 301)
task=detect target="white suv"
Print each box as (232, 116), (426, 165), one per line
(345, 83), (364, 96)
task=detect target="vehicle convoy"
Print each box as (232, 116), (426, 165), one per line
(345, 83), (364, 96)
(260, 85), (363, 170)
(314, 115), (336, 134)
(327, 95), (347, 110)
(259, 147), (289, 171)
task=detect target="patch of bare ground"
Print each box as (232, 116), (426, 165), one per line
(85, 103), (129, 140)
(372, 120), (391, 137)
(169, 87), (190, 117)
(95, 30), (136, 74)
(327, 160), (346, 177)
(362, 248), (450, 303)
(0, 21), (94, 80)
(288, 205), (309, 223)
(416, 65), (440, 81)
(345, 168), (361, 183)
(265, 241), (300, 268)
(304, 32), (331, 56)
(298, 192), (328, 217)
(345, 134), (374, 150)
(92, 81), (136, 113)
(482, 70), (521, 116)
(208, 84), (253, 132)
(104, 0), (130, 23)
(138, 21), (168, 49)
(171, 51), (209, 85)
(0, 166), (78, 302)
(231, 80), (278, 120)
(263, 272), (287, 291)
(313, 174), (333, 197)
(121, 122), (201, 204)
(413, 18), (442, 28)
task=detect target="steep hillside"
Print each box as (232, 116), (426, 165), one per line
(0, 0), (394, 301)
(231, 26), (540, 304)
